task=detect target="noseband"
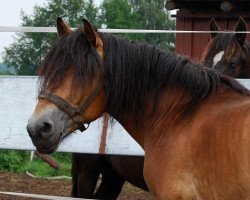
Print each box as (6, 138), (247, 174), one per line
(38, 82), (104, 132)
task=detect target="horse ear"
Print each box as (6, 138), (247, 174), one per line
(56, 17), (71, 36)
(234, 17), (247, 46)
(82, 19), (97, 46)
(209, 18), (220, 39)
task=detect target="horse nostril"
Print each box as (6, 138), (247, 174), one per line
(26, 120), (54, 139)
(40, 122), (54, 138)
(42, 122), (51, 133)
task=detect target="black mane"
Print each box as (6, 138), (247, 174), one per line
(39, 28), (249, 121)
(101, 33), (249, 118)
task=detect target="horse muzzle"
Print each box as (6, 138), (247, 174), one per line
(26, 108), (71, 154)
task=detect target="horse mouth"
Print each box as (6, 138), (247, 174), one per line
(36, 133), (63, 154)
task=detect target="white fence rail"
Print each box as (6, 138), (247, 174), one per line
(0, 191), (84, 200)
(0, 76), (144, 156)
(1, 26), (250, 33)
(0, 76), (249, 155)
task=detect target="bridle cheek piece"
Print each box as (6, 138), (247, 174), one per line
(38, 82), (104, 132)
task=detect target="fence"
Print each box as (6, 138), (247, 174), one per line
(0, 26), (250, 199)
(1, 76), (250, 154)
(0, 76), (144, 156)
(2, 26), (250, 33)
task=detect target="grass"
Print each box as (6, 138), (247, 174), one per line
(0, 150), (72, 177)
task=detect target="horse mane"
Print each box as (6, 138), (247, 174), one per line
(39, 27), (249, 121)
(39, 27), (102, 92)
(101, 33), (249, 119)
(201, 33), (249, 67)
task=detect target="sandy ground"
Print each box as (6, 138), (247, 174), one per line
(0, 172), (154, 199)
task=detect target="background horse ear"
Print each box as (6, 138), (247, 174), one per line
(82, 19), (97, 46)
(209, 18), (220, 39)
(56, 17), (71, 36)
(234, 17), (247, 46)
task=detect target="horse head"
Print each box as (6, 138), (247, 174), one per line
(26, 18), (105, 153)
(201, 17), (250, 78)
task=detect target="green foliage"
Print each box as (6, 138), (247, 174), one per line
(133, 0), (175, 51)
(100, 0), (175, 50)
(0, 150), (29, 172)
(0, 150), (72, 177)
(0, 63), (16, 75)
(26, 152), (72, 177)
(3, 0), (175, 75)
(3, 0), (99, 75)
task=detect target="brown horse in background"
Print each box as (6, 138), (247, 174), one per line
(71, 152), (147, 199)
(27, 18), (250, 199)
(201, 17), (250, 78)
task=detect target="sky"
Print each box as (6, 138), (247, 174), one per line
(0, 0), (47, 61)
(0, 0), (102, 62)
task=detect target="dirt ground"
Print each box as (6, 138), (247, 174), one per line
(0, 172), (153, 200)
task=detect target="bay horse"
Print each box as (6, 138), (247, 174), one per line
(201, 17), (250, 78)
(27, 17), (250, 199)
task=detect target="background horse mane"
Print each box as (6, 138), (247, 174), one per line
(201, 32), (250, 69)
(39, 27), (249, 122)
(246, 41), (250, 60)
(201, 33), (249, 66)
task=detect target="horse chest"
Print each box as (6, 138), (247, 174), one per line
(144, 161), (200, 200)
(144, 130), (200, 199)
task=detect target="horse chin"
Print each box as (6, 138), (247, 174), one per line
(33, 132), (62, 154)
(36, 146), (58, 154)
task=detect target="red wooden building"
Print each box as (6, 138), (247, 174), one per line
(165, 0), (250, 61)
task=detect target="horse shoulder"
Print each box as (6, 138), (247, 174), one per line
(143, 92), (250, 200)
(190, 94), (250, 199)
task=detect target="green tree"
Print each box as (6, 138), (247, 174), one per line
(101, 0), (175, 50)
(3, 0), (175, 75)
(132, 0), (175, 51)
(3, 0), (99, 75)
(100, 0), (144, 41)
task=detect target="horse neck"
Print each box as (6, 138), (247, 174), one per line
(107, 87), (190, 148)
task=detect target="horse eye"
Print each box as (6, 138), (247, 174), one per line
(229, 63), (237, 69)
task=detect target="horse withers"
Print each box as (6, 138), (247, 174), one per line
(27, 18), (250, 200)
(201, 17), (250, 78)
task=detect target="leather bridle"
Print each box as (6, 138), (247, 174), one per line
(38, 82), (104, 132)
